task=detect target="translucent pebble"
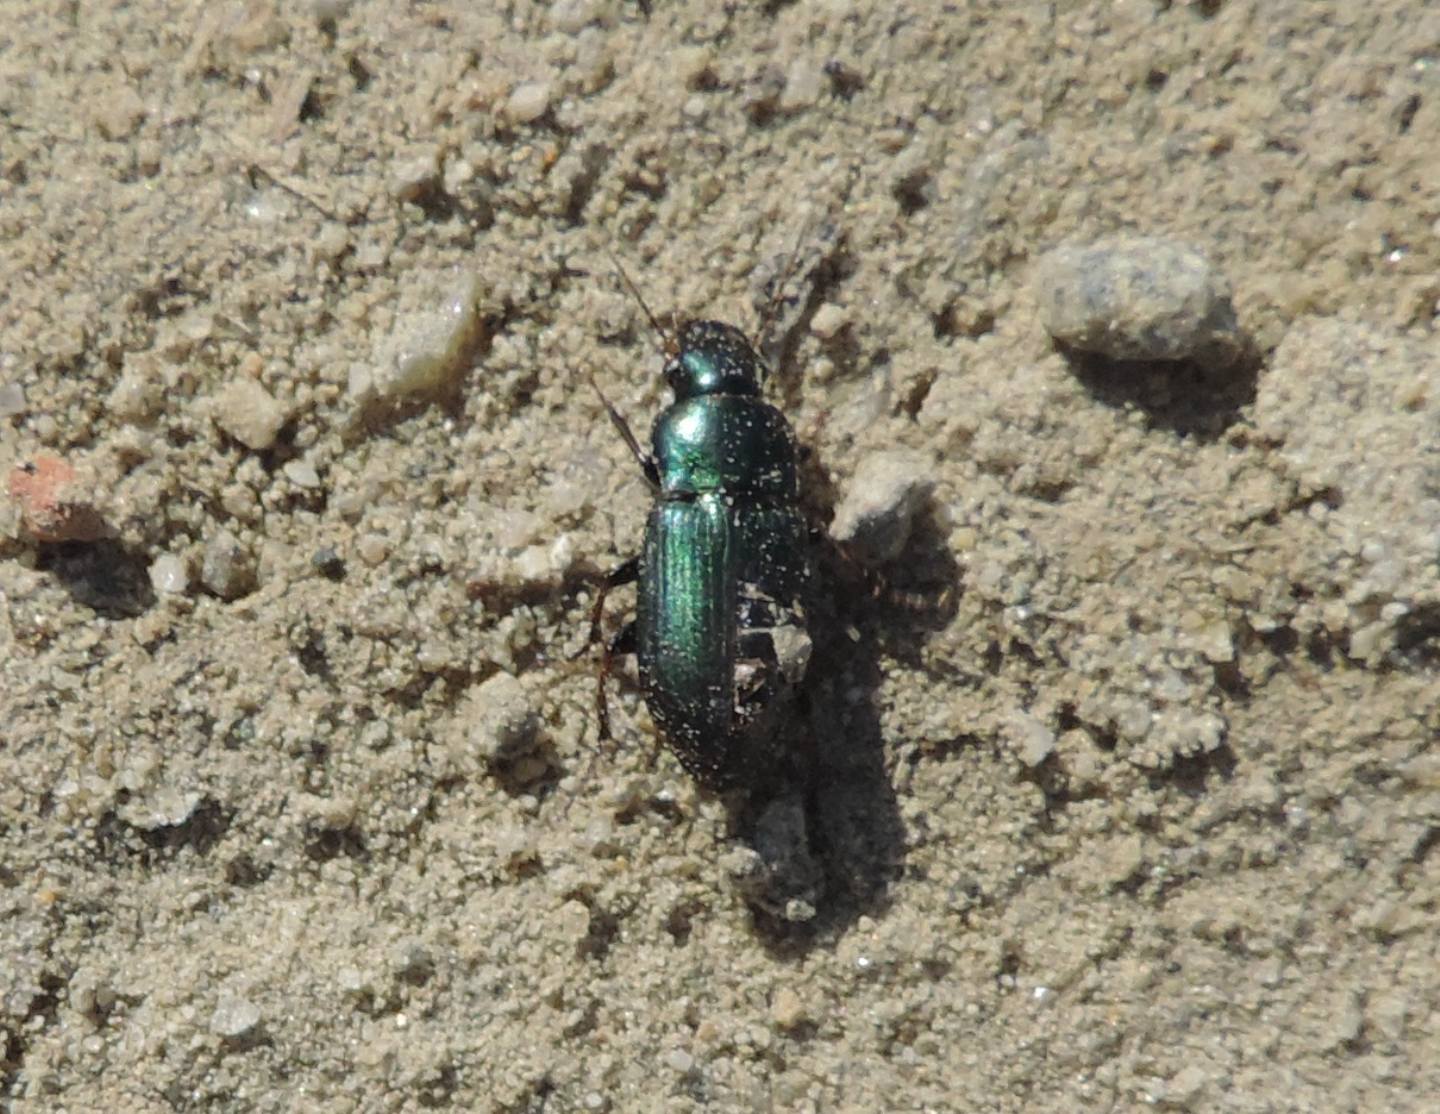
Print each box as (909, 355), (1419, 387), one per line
(148, 553), (190, 596)
(210, 993), (261, 1038)
(369, 272), (487, 399)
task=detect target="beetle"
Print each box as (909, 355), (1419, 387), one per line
(582, 275), (814, 791)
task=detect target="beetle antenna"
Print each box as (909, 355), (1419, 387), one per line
(607, 248), (676, 359)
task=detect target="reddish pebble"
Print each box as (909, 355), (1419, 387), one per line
(7, 454), (107, 542)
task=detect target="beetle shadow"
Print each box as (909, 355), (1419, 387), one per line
(36, 539), (156, 618)
(742, 503), (959, 954)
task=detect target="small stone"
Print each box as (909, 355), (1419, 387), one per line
(127, 786), (202, 829)
(210, 993), (261, 1038)
(220, 483), (260, 523)
(391, 149), (441, 205)
(389, 939), (433, 982)
(725, 795), (822, 922)
(6, 455), (108, 543)
(664, 1049), (695, 1074)
(366, 272), (487, 400)
(779, 60), (824, 112)
(829, 450), (934, 566)
(313, 224), (351, 264)
(108, 361), (163, 424)
(1195, 620), (1234, 663)
(312, 547), (346, 580)
(1164, 1064), (1211, 1109)
(809, 302), (847, 339)
(0, 381), (25, 417)
(557, 899), (591, 943)
(283, 459), (322, 489)
(312, 0), (351, 24)
(1008, 711), (1055, 767)
(356, 533), (390, 566)
(454, 671), (541, 766)
(337, 966), (369, 993)
(148, 553), (190, 596)
(505, 81), (552, 124)
(212, 378), (289, 451)
(1034, 236), (1242, 365)
(770, 987), (807, 1030)
(550, 0), (596, 33)
(201, 529), (257, 600)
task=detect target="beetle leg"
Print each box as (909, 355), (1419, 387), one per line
(585, 554), (639, 646)
(597, 620), (637, 742)
(589, 375), (660, 490)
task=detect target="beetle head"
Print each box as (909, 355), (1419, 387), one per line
(664, 320), (766, 400)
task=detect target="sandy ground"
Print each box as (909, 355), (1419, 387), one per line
(3, 1), (1439, 1110)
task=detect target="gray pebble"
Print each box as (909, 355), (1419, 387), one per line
(201, 529), (257, 600)
(724, 795), (823, 922)
(830, 451), (935, 566)
(0, 380), (25, 417)
(1034, 236), (1241, 365)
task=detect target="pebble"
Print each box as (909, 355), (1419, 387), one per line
(312, 546), (346, 581)
(356, 533), (391, 566)
(770, 987), (807, 1030)
(809, 302), (847, 339)
(283, 459), (322, 489)
(6, 455), (108, 543)
(123, 786), (202, 829)
(1007, 711), (1056, 768)
(363, 272), (487, 400)
(453, 671), (541, 766)
(506, 81), (552, 124)
(550, 0), (596, 33)
(108, 361), (162, 423)
(0, 380), (25, 417)
(829, 450), (935, 566)
(212, 378), (289, 451)
(148, 553), (191, 596)
(312, 0), (351, 24)
(1034, 235), (1241, 364)
(779, 60), (824, 112)
(390, 149), (441, 205)
(312, 224), (351, 264)
(725, 794), (823, 922)
(201, 529), (257, 600)
(209, 993), (261, 1038)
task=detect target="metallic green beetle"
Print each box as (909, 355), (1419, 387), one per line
(586, 318), (813, 790)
